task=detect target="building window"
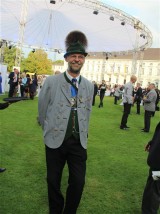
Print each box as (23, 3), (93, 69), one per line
(141, 68), (144, 75)
(149, 69), (152, 75)
(125, 67), (128, 74)
(157, 69), (160, 76)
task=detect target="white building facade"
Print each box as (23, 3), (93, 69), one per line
(53, 48), (160, 88)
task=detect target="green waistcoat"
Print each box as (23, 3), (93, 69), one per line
(64, 72), (80, 140)
(64, 110), (79, 140)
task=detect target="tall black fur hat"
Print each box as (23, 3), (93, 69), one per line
(64, 31), (88, 58)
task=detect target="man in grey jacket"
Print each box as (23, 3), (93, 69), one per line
(120, 75), (137, 130)
(38, 31), (94, 214)
(142, 83), (157, 133)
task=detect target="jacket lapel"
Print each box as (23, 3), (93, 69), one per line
(61, 78), (71, 103)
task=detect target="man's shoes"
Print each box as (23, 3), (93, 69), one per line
(120, 126), (127, 130)
(0, 168), (6, 173)
(141, 129), (149, 133)
(124, 126), (130, 128)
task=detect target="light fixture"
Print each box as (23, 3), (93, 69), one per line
(58, 49), (62, 54)
(121, 21), (125, 26)
(93, 10), (98, 15)
(50, 0), (56, 4)
(110, 16), (114, 21)
(140, 34), (146, 39)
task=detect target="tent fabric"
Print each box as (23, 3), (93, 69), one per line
(0, 0), (152, 55)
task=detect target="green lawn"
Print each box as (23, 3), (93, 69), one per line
(0, 94), (160, 214)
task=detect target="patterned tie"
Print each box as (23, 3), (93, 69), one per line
(71, 78), (77, 97)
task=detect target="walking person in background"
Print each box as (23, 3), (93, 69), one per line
(142, 122), (160, 214)
(120, 75), (137, 130)
(38, 31), (94, 214)
(92, 81), (98, 106)
(134, 83), (143, 114)
(142, 83), (157, 133)
(98, 80), (106, 108)
(114, 84), (121, 105)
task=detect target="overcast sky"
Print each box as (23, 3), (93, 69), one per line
(101, 0), (160, 48)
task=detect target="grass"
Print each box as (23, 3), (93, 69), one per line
(0, 94), (160, 214)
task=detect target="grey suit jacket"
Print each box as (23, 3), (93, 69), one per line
(123, 81), (134, 104)
(38, 72), (94, 149)
(144, 89), (157, 112)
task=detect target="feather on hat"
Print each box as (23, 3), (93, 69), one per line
(64, 31), (88, 58)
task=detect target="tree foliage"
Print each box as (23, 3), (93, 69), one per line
(53, 60), (64, 65)
(21, 49), (53, 75)
(3, 46), (17, 72)
(2, 47), (53, 74)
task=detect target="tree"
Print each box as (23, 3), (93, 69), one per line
(53, 60), (64, 64)
(3, 46), (17, 72)
(21, 49), (53, 75)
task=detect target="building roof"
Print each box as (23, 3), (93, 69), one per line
(86, 48), (160, 61)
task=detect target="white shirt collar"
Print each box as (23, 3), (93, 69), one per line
(66, 70), (80, 82)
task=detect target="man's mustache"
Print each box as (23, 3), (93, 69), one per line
(71, 62), (81, 65)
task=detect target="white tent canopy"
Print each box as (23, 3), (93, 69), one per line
(0, 0), (152, 55)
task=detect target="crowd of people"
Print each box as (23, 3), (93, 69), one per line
(92, 78), (160, 134)
(7, 68), (39, 99)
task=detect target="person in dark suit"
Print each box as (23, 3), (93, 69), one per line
(92, 81), (98, 106)
(8, 68), (19, 97)
(120, 75), (137, 130)
(38, 31), (94, 214)
(142, 83), (157, 133)
(98, 80), (106, 108)
(142, 122), (160, 214)
(152, 88), (160, 117)
(134, 83), (143, 114)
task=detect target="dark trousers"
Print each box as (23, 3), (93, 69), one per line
(92, 94), (96, 106)
(144, 110), (153, 132)
(142, 169), (160, 214)
(99, 92), (105, 107)
(8, 83), (16, 97)
(45, 137), (87, 214)
(114, 96), (119, 104)
(120, 103), (132, 128)
(136, 101), (141, 114)
(20, 85), (25, 97)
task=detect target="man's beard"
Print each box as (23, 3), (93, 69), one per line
(68, 62), (82, 74)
